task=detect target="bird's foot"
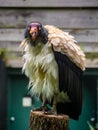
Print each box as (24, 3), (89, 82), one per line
(32, 105), (50, 114)
(47, 108), (57, 115)
(32, 106), (57, 115)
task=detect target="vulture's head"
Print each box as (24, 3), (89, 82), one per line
(24, 21), (48, 46)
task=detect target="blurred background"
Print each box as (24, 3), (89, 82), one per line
(0, 0), (98, 130)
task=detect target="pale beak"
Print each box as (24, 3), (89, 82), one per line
(29, 27), (38, 41)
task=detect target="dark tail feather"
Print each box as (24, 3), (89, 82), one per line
(57, 102), (80, 120)
(53, 51), (83, 120)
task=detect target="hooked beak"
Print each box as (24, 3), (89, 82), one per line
(29, 27), (38, 41)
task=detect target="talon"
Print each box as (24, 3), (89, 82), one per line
(47, 109), (57, 115)
(32, 105), (50, 113)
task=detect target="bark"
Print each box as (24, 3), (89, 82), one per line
(29, 111), (69, 130)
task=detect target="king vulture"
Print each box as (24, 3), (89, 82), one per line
(20, 21), (86, 120)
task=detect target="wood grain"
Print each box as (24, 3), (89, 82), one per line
(0, 29), (98, 43)
(0, 0), (98, 7)
(0, 9), (98, 28)
(0, 2), (98, 68)
(30, 111), (69, 130)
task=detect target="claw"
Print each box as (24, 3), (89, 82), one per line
(32, 105), (50, 113)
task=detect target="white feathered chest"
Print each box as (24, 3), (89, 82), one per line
(23, 42), (59, 101)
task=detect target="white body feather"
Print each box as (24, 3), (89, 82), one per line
(23, 41), (59, 101)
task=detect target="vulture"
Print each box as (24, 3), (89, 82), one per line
(20, 21), (86, 120)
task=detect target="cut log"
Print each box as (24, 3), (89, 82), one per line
(29, 110), (69, 130)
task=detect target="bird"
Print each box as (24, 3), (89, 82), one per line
(20, 21), (86, 120)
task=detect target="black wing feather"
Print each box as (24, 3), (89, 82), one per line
(53, 51), (83, 120)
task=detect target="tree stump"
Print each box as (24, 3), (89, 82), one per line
(29, 110), (69, 130)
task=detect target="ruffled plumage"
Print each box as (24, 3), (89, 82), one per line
(45, 25), (86, 70)
(20, 23), (86, 120)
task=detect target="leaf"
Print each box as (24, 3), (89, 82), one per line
(87, 121), (95, 130)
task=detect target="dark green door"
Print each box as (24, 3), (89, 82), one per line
(7, 68), (97, 130)
(7, 69), (41, 130)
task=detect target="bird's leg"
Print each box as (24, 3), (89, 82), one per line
(40, 95), (57, 115)
(32, 96), (49, 113)
(41, 97), (49, 113)
(51, 94), (57, 115)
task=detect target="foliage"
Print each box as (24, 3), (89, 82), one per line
(87, 121), (95, 130)
(0, 48), (6, 59)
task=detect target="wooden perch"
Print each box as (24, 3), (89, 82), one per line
(29, 110), (69, 130)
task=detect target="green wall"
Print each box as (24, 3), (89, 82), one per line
(7, 68), (97, 130)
